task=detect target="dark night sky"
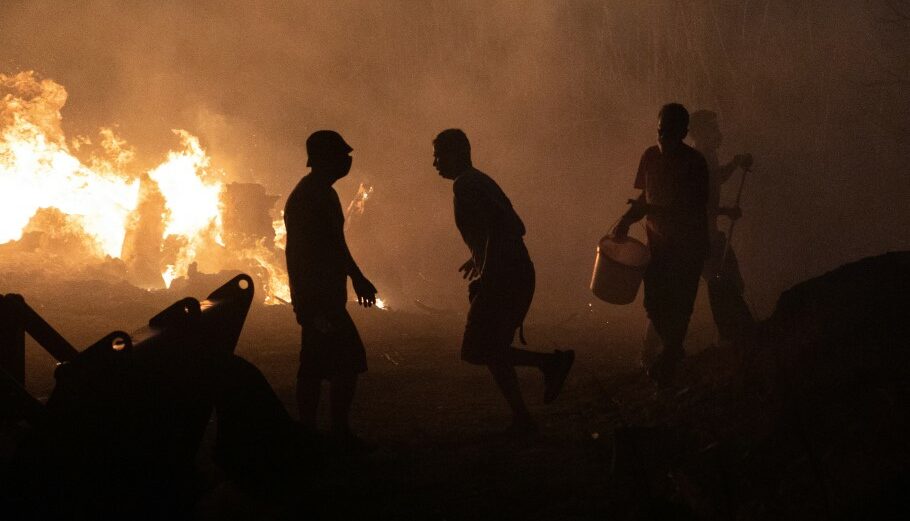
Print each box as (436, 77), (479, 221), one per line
(1, 0), (908, 316)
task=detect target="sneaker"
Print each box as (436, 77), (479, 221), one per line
(543, 349), (575, 403)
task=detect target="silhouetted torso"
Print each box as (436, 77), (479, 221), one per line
(284, 174), (347, 316)
(634, 144), (710, 257)
(453, 167), (531, 278)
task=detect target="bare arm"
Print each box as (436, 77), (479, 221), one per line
(615, 192), (658, 238)
(617, 148), (662, 237)
(717, 161), (738, 184)
(720, 153), (753, 184)
(340, 232), (369, 283)
(332, 213), (377, 307)
(621, 192), (665, 222)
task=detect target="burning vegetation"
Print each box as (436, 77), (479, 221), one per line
(0, 71), (290, 304)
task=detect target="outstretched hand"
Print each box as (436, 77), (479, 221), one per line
(459, 258), (480, 280)
(353, 275), (378, 308)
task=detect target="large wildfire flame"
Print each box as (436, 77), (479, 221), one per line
(149, 130), (226, 289)
(0, 71), (290, 304)
(0, 73), (139, 258)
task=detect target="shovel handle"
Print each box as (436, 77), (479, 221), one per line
(718, 169), (750, 275)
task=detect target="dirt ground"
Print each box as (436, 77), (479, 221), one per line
(243, 308), (666, 519)
(11, 277), (705, 519)
(9, 267), (909, 519)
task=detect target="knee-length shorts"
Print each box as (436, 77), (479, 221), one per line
(461, 265), (535, 365)
(298, 309), (367, 380)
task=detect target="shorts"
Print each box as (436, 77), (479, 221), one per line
(461, 264), (535, 365)
(298, 309), (367, 379)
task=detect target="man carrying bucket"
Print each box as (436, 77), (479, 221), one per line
(433, 128), (575, 436)
(614, 103), (710, 384)
(688, 110), (756, 346)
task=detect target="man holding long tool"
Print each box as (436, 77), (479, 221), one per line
(689, 110), (755, 346)
(615, 104), (710, 384)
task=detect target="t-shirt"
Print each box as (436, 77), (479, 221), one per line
(453, 167), (531, 278)
(634, 144), (710, 257)
(284, 175), (348, 317)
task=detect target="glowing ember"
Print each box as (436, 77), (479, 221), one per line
(345, 182), (374, 222)
(272, 212), (287, 250)
(162, 264), (179, 289)
(237, 238), (291, 305)
(349, 295), (387, 310)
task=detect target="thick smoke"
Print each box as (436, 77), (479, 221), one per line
(1, 0), (908, 317)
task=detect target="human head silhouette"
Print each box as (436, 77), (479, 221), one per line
(657, 103), (689, 153)
(306, 130), (353, 181)
(433, 128), (472, 180)
(689, 109), (722, 151)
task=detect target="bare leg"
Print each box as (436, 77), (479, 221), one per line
(642, 321), (662, 368)
(329, 374), (358, 435)
(706, 245), (754, 345)
(296, 377), (321, 429)
(501, 347), (575, 405)
(487, 360), (533, 424)
(647, 310), (691, 385)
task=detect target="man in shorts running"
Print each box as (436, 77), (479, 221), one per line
(433, 128), (574, 436)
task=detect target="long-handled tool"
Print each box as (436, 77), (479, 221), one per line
(717, 163), (751, 278)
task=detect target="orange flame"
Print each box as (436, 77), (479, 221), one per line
(0, 71), (289, 304)
(0, 72), (140, 257)
(149, 130), (225, 288)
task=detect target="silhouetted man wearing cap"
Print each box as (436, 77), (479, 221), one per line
(689, 110), (755, 346)
(615, 104), (710, 384)
(284, 130), (377, 445)
(433, 128), (574, 436)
